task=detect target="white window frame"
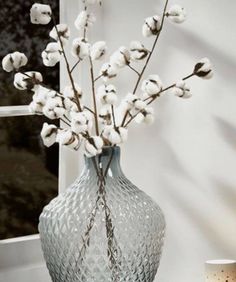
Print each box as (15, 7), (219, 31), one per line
(0, 0), (84, 278)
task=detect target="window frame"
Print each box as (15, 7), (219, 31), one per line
(0, 0), (83, 276)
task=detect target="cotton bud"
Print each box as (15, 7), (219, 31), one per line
(64, 83), (82, 99)
(71, 38), (90, 60)
(84, 136), (104, 157)
(135, 107), (154, 124)
(99, 106), (112, 125)
(49, 24), (70, 45)
(97, 84), (117, 105)
(141, 75), (163, 96)
(13, 72), (43, 91)
(129, 41), (149, 61)
(142, 15), (161, 37)
(57, 129), (80, 150)
(100, 63), (118, 81)
(29, 101), (43, 115)
(43, 97), (65, 119)
(42, 42), (61, 67)
(172, 80), (191, 99)
(102, 126), (128, 145)
(74, 10), (96, 31)
(110, 47), (130, 68)
(30, 3), (52, 25)
(41, 122), (58, 147)
(71, 111), (93, 134)
(167, 5), (186, 24)
(90, 41), (107, 61)
(194, 58), (213, 79)
(2, 52), (28, 72)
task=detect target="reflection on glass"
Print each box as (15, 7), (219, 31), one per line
(0, 0), (59, 106)
(0, 116), (59, 240)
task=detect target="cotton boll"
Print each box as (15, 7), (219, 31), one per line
(43, 97), (65, 119)
(110, 46), (130, 68)
(129, 41), (149, 61)
(13, 71), (43, 90)
(74, 11), (96, 31)
(100, 63), (118, 81)
(141, 74), (163, 96)
(121, 93), (139, 111)
(42, 42), (61, 67)
(97, 84), (117, 105)
(2, 52), (28, 72)
(90, 41), (107, 61)
(71, 111), (93, 134)
(57, 129), (80, 150)
(30, 3), (52, 25)
(172, 80), (192, 99)
(142, 15), (161, 37)
(41, 122), (58, 147)
(135, 107), (154, 124)
(71, 38), (90, 60)
(84, 136), (104, 157)
(167, 5), (186, 24)
(49, 24), (70, 45)
(64, 83), (82, 99)
(29, 101), (43, 115)
(99, 106), (112, 125)
(194, 57), (213, 79)
(102, 126), (128, 145)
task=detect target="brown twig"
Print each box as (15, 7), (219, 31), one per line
(89, 56), (100, 135)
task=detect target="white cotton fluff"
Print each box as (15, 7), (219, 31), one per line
(141, 74), (163, 96)
(121, 93), (139, 111)
(90, 41), (107, 61)
(100, 63), (118, 81)
(135, 107), (155, 124)
(43, 97), (65, 119)
(64, 83), (82, 99)
(30, 3), (52, 25)
(194, 57), (213, 79)
(13, 71), (43, 90)
(142, 15), (161, 37)
(172, 80), (192, 99)
(56, 129), (80, 150)
(99, 106), (112, 125)
(167, 5), (186, 24)
(97, 84), (117, 105)
(84, 136), (104, 157)
(40, 122), (58, 147)
(71, 38), (90, 60)
(42, 42), (61, 67)
(102, 126), (128, 145)
(2, 52), (28, 72)
(110, 47), (130, 68)
(129, 41), (149, 61)
(29, 101), (43, 114)
(74, 11), (96, 31)
(71, 111), (93, 134)
(49, 24), (70, 45)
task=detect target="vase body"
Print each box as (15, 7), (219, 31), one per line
(39, 147), (165, 282)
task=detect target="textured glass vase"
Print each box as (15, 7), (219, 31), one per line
(39, 146), (165, 282)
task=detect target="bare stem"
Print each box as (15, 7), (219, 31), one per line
(94, 74), (103, 82)
(128, 64), (140, 76)
(70, 59), (81, 73)
(111, 105), (117, 128)
(52, 15), (82, 112)
(89, 56), (100, 135)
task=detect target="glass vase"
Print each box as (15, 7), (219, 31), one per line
(39, 146), (166, 282)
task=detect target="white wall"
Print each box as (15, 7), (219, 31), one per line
(102, 1), (236, 282)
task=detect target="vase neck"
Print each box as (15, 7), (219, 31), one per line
(84, 146), (122, 177)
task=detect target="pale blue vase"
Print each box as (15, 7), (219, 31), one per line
(39, 146), (165, 282)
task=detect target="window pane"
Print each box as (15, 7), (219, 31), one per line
(0, 0), (59, 106)
(0, 116), (59, 240)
